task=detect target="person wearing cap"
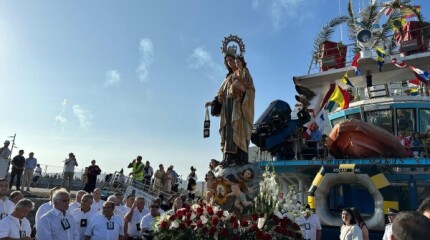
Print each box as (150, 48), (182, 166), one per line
(22, 152), (37, 191)
(382, 208), (399, 240)
(0, 140), (11, 178)
(295, 205), (322, 240)
(9, 150), (25, 191)
(0, 179), (14, 220)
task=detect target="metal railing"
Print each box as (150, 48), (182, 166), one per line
(309, 25), (430, 74)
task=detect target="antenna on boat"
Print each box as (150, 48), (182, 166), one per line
(338, 0), (343, 42)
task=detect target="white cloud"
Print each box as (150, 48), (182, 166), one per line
(188, 47), (223, 81)
(137, 38), (154, 82)
(252, 0), (308, 30)
(104, 70), (121, 87)
(62, 99), (68, 107)
(72, 105), (92, 130)
(55, 115), (67, 124)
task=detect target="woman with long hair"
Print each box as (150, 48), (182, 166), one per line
(351, 207), (369, 240)
(340, 208), (363, 240)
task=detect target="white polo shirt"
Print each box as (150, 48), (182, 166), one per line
(91, 199), (105, 211)
(69, 201), (81, 213)
(0, 214), (32, 238)
(382, 223), (392, 240)
(115, 205), (129, 219)
(0, 197), (15, 220)
(71, 207), (101, 239)
(127, 208), (150, 237)
(35, 201), (53, 228)
(295, 214), (322, 240)
(140, 213), (156, 230)
(36, 208), (80, 240)
(84, 214), (124, 240)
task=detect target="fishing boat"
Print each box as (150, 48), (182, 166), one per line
(252, 1), (430, 238)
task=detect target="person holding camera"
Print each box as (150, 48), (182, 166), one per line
(61, 152), (78, 192)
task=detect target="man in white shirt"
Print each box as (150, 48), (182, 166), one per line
(62, 152), (78, 192)
(0, 179), (15, 220)
(70, 190), (87, 213)
(295, 207), (322, 240)
(0, 141), (11, 179)
(35, 186), (61, 229)
(382, 208), (399, 240)
(32, 164), (42, 187)
(0, 198), (33, 239)
(36, 189), (80, 240)
(91, 188), (105, 211)
(71, 194), (101, 240)
(84, 201), (124, 240)
(125, 197), (149, 239)
(10, 190), (24, 205)
(140, 201), (160, 239)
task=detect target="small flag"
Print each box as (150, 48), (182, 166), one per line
(409, 66), (430, 85)
(351, 53), (361, 76)
(400, 6), (421, 19)
(408, 79), (421, 86)
(391, 58), (407, 68)
(376, 47), (386, 72)
(342, 71), (354, 88)
(385, 7), (393, 16)
(328, 85), (352, 110)
(303, 108), (327, 141)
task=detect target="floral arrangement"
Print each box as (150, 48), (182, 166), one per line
(153, 164), (304, 240)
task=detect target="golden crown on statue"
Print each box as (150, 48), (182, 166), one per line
(221, 34), (246, 58)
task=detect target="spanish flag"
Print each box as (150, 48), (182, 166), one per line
(342, 71), (354, 88)
(328, 84), (351, 110)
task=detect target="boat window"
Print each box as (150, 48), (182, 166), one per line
(364, 109), (393, 134)
(330, 117), (344, 127)
(419, 109), (430, 134)
(396, 109), (415, 134)
(346, 113), (362, 121)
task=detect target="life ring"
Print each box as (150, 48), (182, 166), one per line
(307, 164), (398, 230)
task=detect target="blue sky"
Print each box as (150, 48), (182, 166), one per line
(1, 0), (428, 179)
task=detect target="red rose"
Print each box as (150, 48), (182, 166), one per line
(184, 219), (192, 226)
(216, 210), (223, 218)
(240, 219), (249, 227)
(185, 204), (191, 211)
(186, 212), (192, 219)
(256, 230), (264, 239)
(250, 224), (259, 232)
(263, 233), (272, 240)
(169, 215), (176, 221)
(209, 226), (217, 236)
(179, 223), (186, 229)
(292, 222), (300, 231)
(272, 215), (280, 225)
(207, 206), (214, 215)
(159, 221), (169, 229)
(251, 213), (259, 221)
(230, 216), (237, 223)
(196, 220), (203, 228)
(232, 221), (239, 229)
(220, 228), (228, 238)
(211, 216), (219, 226)
(196, 207), (204, 214)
